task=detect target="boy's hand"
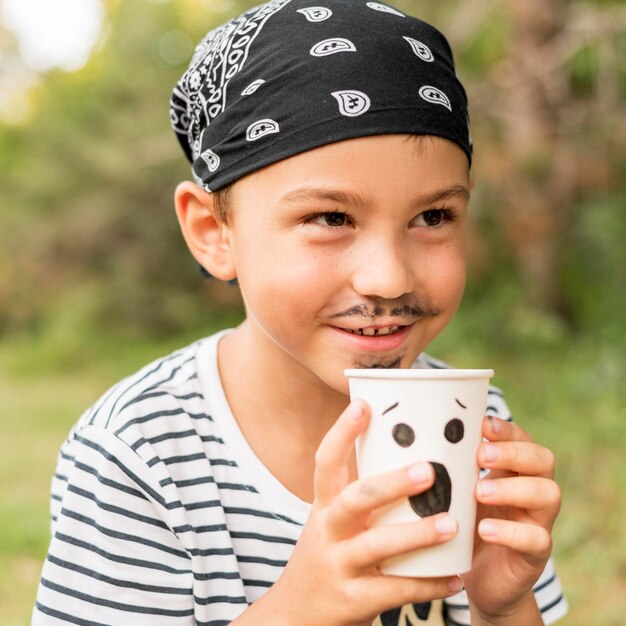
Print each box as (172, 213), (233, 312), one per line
(266, 399), (463, 626)
(461, 416), (562, 624)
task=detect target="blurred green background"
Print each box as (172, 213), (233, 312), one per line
(0, 0), (624, 624)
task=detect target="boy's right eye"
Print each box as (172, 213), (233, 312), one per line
(303, 211), (350, 227)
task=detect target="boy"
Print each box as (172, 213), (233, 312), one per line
(33, 1), (568, 625)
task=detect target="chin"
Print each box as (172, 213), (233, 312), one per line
(351, 356), (404, 369)
(317, 353), (412, 397)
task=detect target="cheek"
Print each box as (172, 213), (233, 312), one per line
(443, 257), (467, 306)
(412, 245), (466, 348)
(420, 244), (467, 305)
(234, 235), (339, 325)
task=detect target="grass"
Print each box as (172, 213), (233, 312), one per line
(1, 321), (624, 625)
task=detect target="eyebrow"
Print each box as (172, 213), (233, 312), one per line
(455, 398), (467, 409)
(280, 187), (366, 208)
(382, 402), (399, 415)
(419, 185), (470, 207)
(279, 184), (470, 208)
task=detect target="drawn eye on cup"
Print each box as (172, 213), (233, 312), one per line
(392, 422), (415, 447)
(444, 418), (464, 443)
(383, 403), (415, 447)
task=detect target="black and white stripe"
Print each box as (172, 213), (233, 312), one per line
(33, 331), (567, 625)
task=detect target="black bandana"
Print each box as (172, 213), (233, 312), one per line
(170, 0), (472, 192)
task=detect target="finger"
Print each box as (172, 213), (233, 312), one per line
(314, 399), (370, 506)
(328, 461), (434, 537)
(356, 573), (464, 613)
(483, 415), (532, 443)
(478, 440), (556, 479)
(345, 513), (457, 571)
(478, 518), (552, 561)
(476, 477), (561, 526)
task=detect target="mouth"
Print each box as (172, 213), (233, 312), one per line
(328, 322), (414, 354)
(409, 462), (452, 517)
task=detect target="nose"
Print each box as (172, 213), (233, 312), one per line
(350, 236), (414, 300)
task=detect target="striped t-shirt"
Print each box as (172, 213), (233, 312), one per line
(32, 330), (568, 625)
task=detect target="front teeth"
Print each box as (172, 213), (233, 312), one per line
(345, 326), (401, 336)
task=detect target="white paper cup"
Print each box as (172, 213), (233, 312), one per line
(345, 368), (494, 577)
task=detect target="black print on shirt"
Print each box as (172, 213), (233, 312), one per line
(380, 601), (432, 625)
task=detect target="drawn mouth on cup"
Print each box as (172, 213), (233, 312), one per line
(409, 462), (451, 517)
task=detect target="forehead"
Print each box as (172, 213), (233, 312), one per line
(230, 134), (470, 210)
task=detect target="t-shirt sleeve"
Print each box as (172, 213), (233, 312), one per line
(443, 386), (568, 625)
(484, 385), (513, 421)
(32, 425), (195, 625)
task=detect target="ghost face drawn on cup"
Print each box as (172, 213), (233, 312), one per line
(384, 399), (466, 517)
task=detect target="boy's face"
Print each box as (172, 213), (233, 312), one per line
(224, 134), (469, 394)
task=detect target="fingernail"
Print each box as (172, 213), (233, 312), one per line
(347, 400), (364, 421)
(481, 444), (499, 463)
(408, 462), (432, 484)
(487, 415), (502, 434)
(448, 575), (463, 593)
(479, 520), (498, 537)
(435, 515), (457, 536)
(477, 480), (497, 498)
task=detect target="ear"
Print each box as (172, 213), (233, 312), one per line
(174, 181), (237, 281)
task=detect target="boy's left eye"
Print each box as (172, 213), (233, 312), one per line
(304, 211), (350, 227)
(412, 209), (451, 227)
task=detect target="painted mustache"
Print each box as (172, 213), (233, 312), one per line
(329, 299), (442, 321)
